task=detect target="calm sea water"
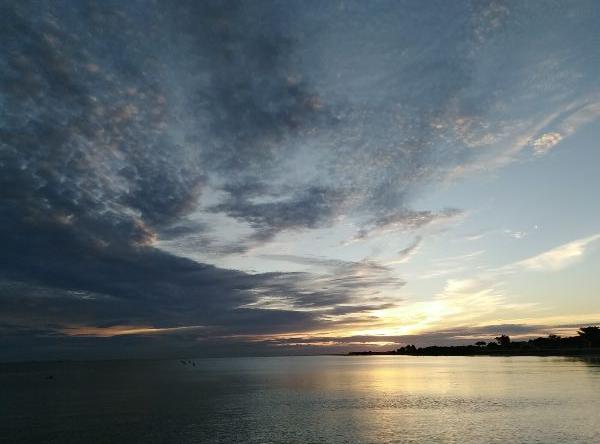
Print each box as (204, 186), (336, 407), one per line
(1, 356), (599, 443)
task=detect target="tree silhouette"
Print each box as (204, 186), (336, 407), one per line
(495, 335), (511, 347)
(578, 326), (600, 347)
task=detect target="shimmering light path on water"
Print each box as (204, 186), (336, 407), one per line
(2, 356), (599, 443)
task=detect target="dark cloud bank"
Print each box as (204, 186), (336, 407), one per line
(2, 0), (600, 360)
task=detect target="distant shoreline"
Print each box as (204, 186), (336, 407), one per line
(348, 326), (600, 357)
(346, 349), (600, 357)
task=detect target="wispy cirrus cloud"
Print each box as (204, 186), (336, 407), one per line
(513, 234), (600, 272)
(385, 236), (423, 265)
(351, 209), (463, 243)
(417, 250), (485, 280)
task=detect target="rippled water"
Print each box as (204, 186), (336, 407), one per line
(2, 356), (599, 443)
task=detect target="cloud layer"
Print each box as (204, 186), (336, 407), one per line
(2, 0), (600, 359)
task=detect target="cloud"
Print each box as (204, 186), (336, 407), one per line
(351, 209), (463, 242)
(255, 255), (406, 308)
(418, 250), (485, 279)
(3, 1), (600, 359)
(61, 324), (206, 337)
(463, 233), (486, 241)
(396, 236), (423, 262)
(528, 101), (600, 157)
(384, 236), (423, 265)
(211, 186), (345, 247)
(531, 132), (563, 155)
(514, 234), (600, 272)
(246, 321), (600, 351)
(4, 2), (599, 256)
(503, 229), (527, 239)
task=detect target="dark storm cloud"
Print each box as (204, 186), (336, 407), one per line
(0, 223), (359, 330)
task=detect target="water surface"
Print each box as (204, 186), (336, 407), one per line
(2, 356), (599, 443)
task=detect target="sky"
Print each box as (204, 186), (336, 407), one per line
(2, 0), (600, 361)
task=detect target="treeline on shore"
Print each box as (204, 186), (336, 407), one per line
(348, 326), (600, 356)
